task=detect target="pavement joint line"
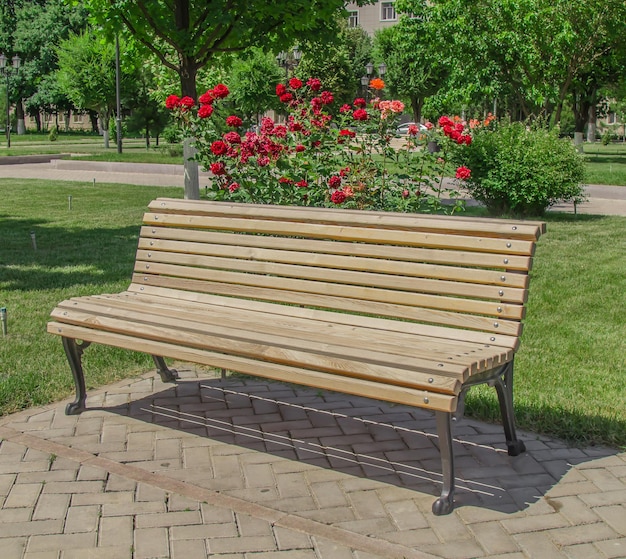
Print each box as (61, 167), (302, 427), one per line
(0, 422), (442, 559)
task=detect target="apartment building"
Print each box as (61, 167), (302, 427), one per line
(345, 1), (398, 35)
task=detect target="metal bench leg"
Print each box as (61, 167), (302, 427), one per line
(63, 337), (89, 415)
(152, 356), (179, 382)
(432, 410), (455, 515)
(492, 360), (526, 456)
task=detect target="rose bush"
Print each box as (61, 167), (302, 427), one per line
(166, 79), (474, 213)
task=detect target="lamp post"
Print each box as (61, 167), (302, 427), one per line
(0, 53), (21, 149)
(276, 46), (302, 82)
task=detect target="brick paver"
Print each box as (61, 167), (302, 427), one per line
(0, 365), (624, 559)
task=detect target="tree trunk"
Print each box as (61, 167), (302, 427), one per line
(100, 110), (110, 149)
(410, 96), (423, 124)
(586, 94), (597, 143)
(16, 99), (25, 135)
(89, 110), (99, 133)
(33, 112), (41, 132)
(180, 55), (200, 199)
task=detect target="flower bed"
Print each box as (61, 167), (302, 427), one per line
(166, 78), (476, 214)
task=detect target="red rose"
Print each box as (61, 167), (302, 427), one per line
(226, 115), (243, 127)
(295, 144), (305, 152)
(210, 140), (228, 155)
(339, 129), (356, 138)
(455, 166), (471, 180)
(279, 177), (294, 184)
(408, 124), (419, 136)
(306, 77), (322, 91)
(339, 104), (352, 114)
(331, 190), (347, 204)
(353, 109), (369, 121)
(289, 77), (303, 89)
(223, 131), (241, 144)
(179, 96), (195, 110)
(353, 98), (366, 108)
(257, 156), (270, 167)
(279, 92), (294, 103)
(198, 104), (214, 118)
(165, 95), (181, 109)
(210, 162), (226, 175)
(276, 83), (287, 96)
(328, 175), (342, 188)
(211, 84), (229, 99)
(438, 116), (453, 127)
(198, 90), (214, 105)
(296, 180), (308, 188)
(320, 91), (334, 105)
(228, 182), (240, 192)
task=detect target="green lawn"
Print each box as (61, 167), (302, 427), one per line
(0, 179), (624, 448)
(582, 142), (626, 186)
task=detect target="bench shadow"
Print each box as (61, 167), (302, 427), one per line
(98, 372), (618, 516)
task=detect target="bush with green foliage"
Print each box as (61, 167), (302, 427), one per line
(457, 120), (586, 216)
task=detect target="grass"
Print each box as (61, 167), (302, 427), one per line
(0, 179), (624, 448)
(582, 142), (626, 186)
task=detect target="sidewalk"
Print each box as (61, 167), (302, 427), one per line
(1, 158), (626, 216)
(0, 367), (624, 559)
(1, 159), (625, 558)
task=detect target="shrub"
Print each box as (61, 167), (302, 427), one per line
(48, 126), (58, 142)
(457, 120), (586, 216)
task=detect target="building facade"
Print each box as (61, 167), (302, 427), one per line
(345, 1), (398, 35)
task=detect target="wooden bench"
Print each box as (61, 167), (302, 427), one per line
(48, 197), (545, 515)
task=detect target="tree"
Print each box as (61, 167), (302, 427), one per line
(82, 0), (373, 199)
(8, 0), (87, 134)
(228, 49), (283, 128)
(125, 67), (170, 147)
(374, 20), (448, 123)
(56, 31), (136, 147)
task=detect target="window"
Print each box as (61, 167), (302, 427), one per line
(73, 113), (84, 123)
(348, 10), (359, 28)
(381, 2), (397, 21)
(608, 112), (617, 125)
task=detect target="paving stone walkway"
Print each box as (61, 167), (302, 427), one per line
(0, 366), (624, 559)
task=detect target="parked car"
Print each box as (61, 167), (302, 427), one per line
(396, 122), (428, 135)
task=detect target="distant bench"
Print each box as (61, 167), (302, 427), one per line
(48, 198), (545, 515)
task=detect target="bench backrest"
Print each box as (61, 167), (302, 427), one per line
(131, 198), (545, 352)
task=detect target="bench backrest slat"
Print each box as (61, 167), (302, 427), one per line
(133, 198), (545, 342)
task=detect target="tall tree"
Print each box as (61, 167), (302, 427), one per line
(82, 0), (373, 199)
(375, 20), (448, 123)
(56, 31), (136, 147)
(7, 0), (87, 134)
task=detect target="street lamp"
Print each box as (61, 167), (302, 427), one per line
(276, 46), (302, 81)
(378, 63), (387, 77)
(0, 53), (21, 148)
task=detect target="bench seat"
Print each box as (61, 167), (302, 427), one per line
(48, 198), (545, 515)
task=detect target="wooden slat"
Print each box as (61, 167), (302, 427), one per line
(132, 262), (525, 319)
(140, 226), (534, 272)
(62, 295), (513, 374)
(50, 307), (465, 393)
(143, 213), (537, 256)
(135, 250), (528, 304)
(137, 237), (530, 289)
(47, 322), (458, 413)
(122, 286), (521, 349)
(130, 275), (523, 336)
(148, 198), (546, 239)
